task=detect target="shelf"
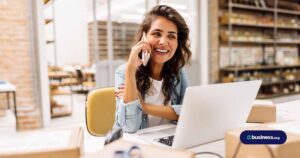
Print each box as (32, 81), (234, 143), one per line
(82, 81), (96, 87)
(222, 40), (300, 45)
(221, 23), (274, 28)
(51, 89), (72, 95)
(221, 65), (300, 72)
(261, 79), (300, 86)
(282, 79), (300, 84)
(228, 3), (300, 16)
(221, 23), (300, 30)
(48, 71), (72, 79)
(277, 26), (300, 30)
(276, 41), (300, 45)
(88, 20), (138, 62)
(44, 0), (50, 5)
(45, 19), (53, 24)
(277, 9), (300, 16)
(257, 93), (283, 99)
(219, 1), (300, 99)
(257, 91), (300, 99)
(50, 82), (79, 87)
(229, 3), (274, 12)
(46, 40), (55, 44)
(221, 40), (275, 44)
(261, 81), (281, 86)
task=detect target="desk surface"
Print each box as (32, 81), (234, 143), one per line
(276, 100), (300, 122)
(88, 100), (300, 158)
(0, 82), (16, 92)
(125, 124), (226, 158)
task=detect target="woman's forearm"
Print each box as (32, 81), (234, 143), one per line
(143, 104), (179, 121)
(122, 64), (138, 103)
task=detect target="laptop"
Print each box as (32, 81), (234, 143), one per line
(137, 80), (262, 149)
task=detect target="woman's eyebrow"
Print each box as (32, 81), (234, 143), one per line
(151, 29), (177, 35)
(151, 29), (162, 32)
(168, 31), (177, 35)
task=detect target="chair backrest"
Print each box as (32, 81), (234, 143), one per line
(86, 87), (116, 136)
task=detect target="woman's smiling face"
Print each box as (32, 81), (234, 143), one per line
(146, 16), (178, 65)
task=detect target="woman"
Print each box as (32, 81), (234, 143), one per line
(114, 5), (192, 133)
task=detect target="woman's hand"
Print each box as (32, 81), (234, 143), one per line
(127, 40), (151, 70)
(123, 36), (151, 103)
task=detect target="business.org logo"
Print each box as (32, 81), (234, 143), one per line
(247, 134), (281, 140)
(240, 130), (287, 144)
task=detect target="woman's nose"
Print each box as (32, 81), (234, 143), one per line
(159, 37), (168, 46)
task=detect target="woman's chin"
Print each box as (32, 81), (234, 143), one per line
(151, 57), (170, 64)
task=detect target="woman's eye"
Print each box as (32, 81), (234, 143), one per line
(168, 35), (176, 39)
(152, 32), (160, 37)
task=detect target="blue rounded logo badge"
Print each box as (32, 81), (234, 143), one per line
(240, 130), (287, 144)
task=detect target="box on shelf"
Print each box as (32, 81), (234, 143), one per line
(0, 127), (83, 158)
(219, 45), (263, 68)
(51, 104), (72, 118)
(226, 121), (300, 158)
(247, 99), (276, 123)
(276, 46), (299, 66)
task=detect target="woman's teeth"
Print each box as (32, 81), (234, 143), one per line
(155, 49), (168, 53)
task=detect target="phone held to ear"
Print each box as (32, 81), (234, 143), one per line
(142, 32), (150, 66)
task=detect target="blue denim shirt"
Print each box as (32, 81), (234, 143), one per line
(114, 64), (189, 133)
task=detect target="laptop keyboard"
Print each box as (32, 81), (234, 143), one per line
(155, 135), (174, 146)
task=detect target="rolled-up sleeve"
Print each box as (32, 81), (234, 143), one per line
(170, 69), (189, 116)
(114, 64), (143, 133)
(180, 69), (189, 104)
(115, 97), (142, 133)
(170, 104), (181, 115)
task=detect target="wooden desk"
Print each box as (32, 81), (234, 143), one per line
(81, 100), (300, 158)
(0, 81), (17, 130)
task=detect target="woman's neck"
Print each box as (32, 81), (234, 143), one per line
(150, 62), (164, 80)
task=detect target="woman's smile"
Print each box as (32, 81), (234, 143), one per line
(152, 48), (169, 55)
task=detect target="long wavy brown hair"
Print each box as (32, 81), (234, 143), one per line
(135, 5), (191, 105)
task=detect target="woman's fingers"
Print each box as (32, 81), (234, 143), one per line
(132, 41), (151, 55)
(128, 41), (151, 69)
(137, 41), (152, 53)
(115, 84), (125, 97)
(114, 90), (123, 98)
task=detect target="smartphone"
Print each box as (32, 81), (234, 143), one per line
(142, 32), (150, 66)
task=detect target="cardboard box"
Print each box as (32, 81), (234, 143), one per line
(247, 100), (276, 123)
(226, 121), (300, 158)
(83, 139), (195, 158)
(0, 127), (83, 158)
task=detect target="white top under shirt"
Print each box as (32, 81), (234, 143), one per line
(144, 78), (171, 127)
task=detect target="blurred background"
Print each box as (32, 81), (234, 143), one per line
(1, 0), (300, 132)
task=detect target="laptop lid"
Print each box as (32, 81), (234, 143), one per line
(172, 80), (262, 149)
